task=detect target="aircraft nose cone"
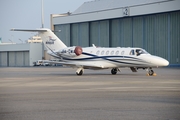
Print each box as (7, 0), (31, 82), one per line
(161, 59), (169, 66)
(156, 57), (169, 66)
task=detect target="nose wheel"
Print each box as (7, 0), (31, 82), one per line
(146, 68), (156, 76)
(148, 69), (154, 76)
(76, 68), (84, 76)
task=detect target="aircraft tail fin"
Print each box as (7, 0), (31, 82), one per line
(11, 28), (67, 51)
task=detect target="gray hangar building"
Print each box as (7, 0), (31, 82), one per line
(52, 0), (180, 66)
(0, 43), (46, 67)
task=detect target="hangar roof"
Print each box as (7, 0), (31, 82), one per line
(73, 0), (170, 14)
(53, 0), (179, 25)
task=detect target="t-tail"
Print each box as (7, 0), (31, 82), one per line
(11, 28), (67, 51)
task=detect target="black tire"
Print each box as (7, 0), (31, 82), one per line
(111, 68), (117, 75)
(148, 69), (154, 76)
(76, 70), (83, 76)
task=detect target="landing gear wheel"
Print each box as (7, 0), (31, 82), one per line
(148, 69), (154, 76)
(76, 70), (83, 76)
(111, 68), (117, 75)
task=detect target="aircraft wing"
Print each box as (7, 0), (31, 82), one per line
(44, 60), (105, 69)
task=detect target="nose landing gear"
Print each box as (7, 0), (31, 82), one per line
(146, 68), (156, 76)
(76, 68), (84, 76)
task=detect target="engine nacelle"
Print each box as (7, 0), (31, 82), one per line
(60, 46), (83, 57)
(74, 46), (83, 56)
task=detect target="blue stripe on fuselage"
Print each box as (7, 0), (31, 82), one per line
(59, 52), (147, 65)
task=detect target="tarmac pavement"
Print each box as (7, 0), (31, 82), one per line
(0, 67), (180, 120)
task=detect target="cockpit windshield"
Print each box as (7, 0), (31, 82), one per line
(135, 49), (149, 56)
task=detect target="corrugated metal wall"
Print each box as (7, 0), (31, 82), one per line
(9, 52), (16, 66)
(54, 11), (180, 65)
(144, 15), (155, 54)
(16, 52), (24, 66)
(99, 20), (109, 47)
(24, 51), (29, 66)
(110, 19), (120, 47)
(70, 23), (89, 47)
(71, 23), (79, 46)
(54, 24), (70, 46)
(79, 22), (89, 47)
(170, 12), (180, 64)
(0, 52), (8, 67)
(133, 17), (143, 48)
(121, 18), (133, 47)
(0, 51), (29, 67)
(90, 21), (99, 46)
(90, 20), (109, 47)
(154, 13), (168, 60)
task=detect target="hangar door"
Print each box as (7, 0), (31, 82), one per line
(0, 51), (29, 67)
(0, 52), (8, 67)
(9, 51), (29, 67)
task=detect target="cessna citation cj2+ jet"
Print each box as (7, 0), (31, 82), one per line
(11, 28), (169, 76)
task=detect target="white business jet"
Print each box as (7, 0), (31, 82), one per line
(11, 28), (169, 76)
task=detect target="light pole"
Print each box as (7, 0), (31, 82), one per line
(19, 39), (23, 43)
(11, 35), (13, 42)
(9, 39), (13, 44)
(41, 0), (44, 28)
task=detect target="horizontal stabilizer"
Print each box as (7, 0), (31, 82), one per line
(10, 28), (67, 50)
(10, 28), (48, 32)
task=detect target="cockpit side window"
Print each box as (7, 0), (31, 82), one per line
(129, 49), (135, 55)
(135, 49), (149, 56)
(136, 49), (141, 56)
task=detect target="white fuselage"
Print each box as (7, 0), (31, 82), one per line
(47, 47), (169, 69)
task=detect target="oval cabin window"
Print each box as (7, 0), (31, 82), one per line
(121, 51), (124, 55)
(106, 51), (109, 55)
(96, 50), (100, 55)
(111, 51), (114, 55)
(101, 51), (104, 55)
(115, 51), (119, 55)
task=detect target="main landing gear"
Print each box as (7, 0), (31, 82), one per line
(76, 68), (120, 75)
(111, 68), (120, 75)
